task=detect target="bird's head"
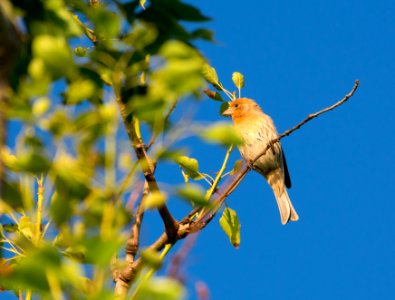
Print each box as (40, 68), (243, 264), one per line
(222, 98), (262, 122)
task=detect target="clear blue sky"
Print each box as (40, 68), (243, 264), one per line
(172, 0), (395, 299)
(4, 0), (395, 299)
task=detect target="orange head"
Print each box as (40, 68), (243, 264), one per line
(222, 98), (263, 124)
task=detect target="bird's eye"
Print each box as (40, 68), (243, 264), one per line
(234, 103), (239, 108)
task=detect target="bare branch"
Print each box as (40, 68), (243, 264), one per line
(132, 141), (179, 239)
(117, 80), (360, 286)
(114, 182), (147, 295)
(168, 233), (199, 282)
(146, 99), (178, 151)
(193, 79), (360, 229)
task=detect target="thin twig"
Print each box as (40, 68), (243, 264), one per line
(168, 233), (199, 282)
(193, 80), (360, 228)
(128, 182), (147, 263)
(146, 99), (178, 151)
(115, 96), (179, 240)
(118, 80), (360, 286)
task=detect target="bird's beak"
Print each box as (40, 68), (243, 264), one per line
(222, 104), (234, 117)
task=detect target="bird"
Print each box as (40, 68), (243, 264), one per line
(222, 98), (299, 224)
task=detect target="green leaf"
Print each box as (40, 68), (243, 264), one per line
(32, 35), (76, 78)
(50, 193), (74, 226)
(140, 249), (163, 269)
(175, 155), (204, 180)
(18, 216), (34, 240)
(219, 102), (229, 115)
(198, 122), (243, 146)
(202, 64), (219, 84)
(17, 151), (51, 173)
(7, 245), (62, 292)
(66, 79), (96, 105)
(0, 179), (23, 209)
(190, 28), (214, 41)
(124, 22), (158, 50)
(204, 89), (224, 101)
(74, 47), (87, 57)
(142, 191), (167, 210)
(136, 277), (185, 300)
(91, 8), (121, 39)
(32, 97), (50, 117)
(232, 72), (245, 90)
(83, 236), (125, 266)
(219, 207), (241, 249)
(53, 155), (91, 199)
(149, 0), (210, 22)
(176, 184), (208, 206)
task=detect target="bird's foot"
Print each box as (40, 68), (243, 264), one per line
(247, 161), (256, 170)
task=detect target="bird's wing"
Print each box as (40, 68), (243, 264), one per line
(282, 150), (292, 188)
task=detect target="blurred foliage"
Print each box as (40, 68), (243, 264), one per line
(0, 0), (246, 299)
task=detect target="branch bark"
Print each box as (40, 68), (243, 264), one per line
(115, 97), (179, 241)
(114, 181), (147, 296)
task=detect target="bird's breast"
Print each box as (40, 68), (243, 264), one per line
(235, 115), (281, 174)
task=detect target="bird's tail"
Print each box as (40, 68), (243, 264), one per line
(275, 189), (299, 225)
(266, 169), (299, 225)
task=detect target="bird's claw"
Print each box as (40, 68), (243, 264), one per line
(247, 161), (255, 170)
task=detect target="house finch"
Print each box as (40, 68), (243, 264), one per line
(223, 98), (299, 224)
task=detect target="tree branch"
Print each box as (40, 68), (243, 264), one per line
(146, 99), (178, 151)
(117, 80), (360, 287)
(114, 182), (147, 296)
(115, 97), (179, 241)
(193, 79), (360, 229)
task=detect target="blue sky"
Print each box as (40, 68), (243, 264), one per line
(3, 0), (395, 299)
(176, 0), (395, 299)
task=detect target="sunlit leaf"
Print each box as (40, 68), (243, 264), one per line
(74, 47), (87, 57)
(32, 35), (75, 78)
(142, 191), (167, 210)
(219, 207), (241, 249)
(136, 277), (185, 300)
(202, 64), (219, 84)
(176, 184), (208, 206)
(66, 79), (96, 105)
(175, 156), (204, 180)
(140, 248), (162, 269)
(232, 72), (245, 89)
(32, 97), (50, 117)
(18, 216), (34, 240)
(198, 122), (243, 146)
